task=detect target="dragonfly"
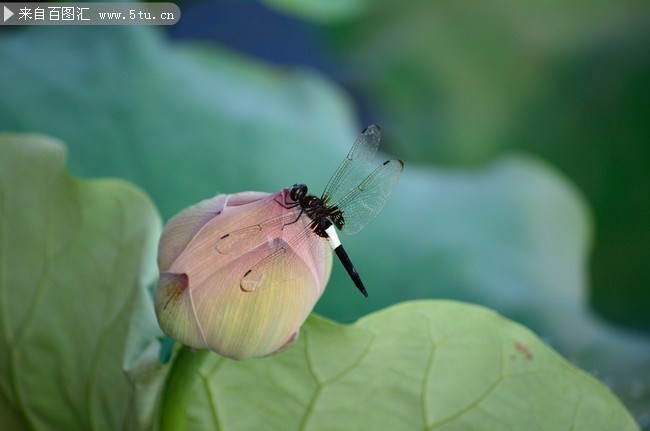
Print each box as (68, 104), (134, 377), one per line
(216, 125), (404, 297)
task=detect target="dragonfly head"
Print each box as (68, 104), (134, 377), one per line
(289, 184), (308, 202)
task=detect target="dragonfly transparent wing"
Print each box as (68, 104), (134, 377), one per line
(333, 159), (404, 235)
(239, 218), (332, 293)
(216, 207), (302, 255)
(321, 125), (381, 205)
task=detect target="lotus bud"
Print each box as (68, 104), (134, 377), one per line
(154, 190), (332, 360)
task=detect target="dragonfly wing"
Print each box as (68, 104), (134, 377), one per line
(322, 125), (381, 205)
(216, 207), (302, 255)
(240, 227), (332, 292)
(333, 159), (404, 235)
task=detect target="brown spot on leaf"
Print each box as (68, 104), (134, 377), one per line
(515, 341), (534, 361)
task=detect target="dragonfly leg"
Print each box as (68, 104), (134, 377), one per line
(274, 194), (300, 209)
(282, 208), (304, 229)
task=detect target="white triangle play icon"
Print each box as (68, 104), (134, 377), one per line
(4, 5), (14, 22)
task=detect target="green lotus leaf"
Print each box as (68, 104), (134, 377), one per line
(181, 301), (638, 431)
(0, 135), (162, 430)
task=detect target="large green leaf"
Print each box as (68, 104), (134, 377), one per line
(321, 154), (650, 427)
(0, 135), (162, 430)
(182, 301), (638, 430)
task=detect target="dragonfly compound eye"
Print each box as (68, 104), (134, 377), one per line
(290, 184), (308, 201)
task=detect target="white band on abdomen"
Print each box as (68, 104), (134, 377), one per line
(325, 225), (341, 249)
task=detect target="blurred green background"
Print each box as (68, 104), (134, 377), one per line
(167, 0), (650, 332)
(0, 0), (648, 427)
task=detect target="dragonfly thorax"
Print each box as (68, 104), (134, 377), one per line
(289, 183), (345, 234)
